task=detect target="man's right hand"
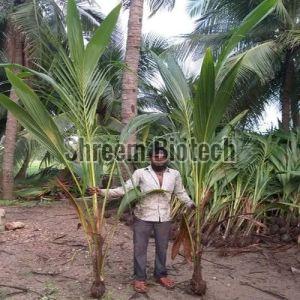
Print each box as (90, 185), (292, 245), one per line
(87, 187), (101, 196)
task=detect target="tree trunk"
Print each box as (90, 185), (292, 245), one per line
(121, 0), (144, 157)
(1, 22), (24, 200)
(281, 51), (294, 132)
(291, 96), (299, 129)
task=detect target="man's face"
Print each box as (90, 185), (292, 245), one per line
(150, 150), (168, 167)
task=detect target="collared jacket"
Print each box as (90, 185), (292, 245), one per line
(101, 165), (194, 222)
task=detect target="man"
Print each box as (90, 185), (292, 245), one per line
(90, 146), (195, 293)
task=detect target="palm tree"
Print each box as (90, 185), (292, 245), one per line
(181, 0), (300, 131)
(1, 0), (27, 199)
(0, 0), (71, 199)
(121, 0), (176, 154)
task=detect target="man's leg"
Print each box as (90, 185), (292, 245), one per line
(153, 221), (171, 279)
(133, 217), (153, 281)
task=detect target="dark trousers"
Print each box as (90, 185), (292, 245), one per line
(133, 216), (171, 281)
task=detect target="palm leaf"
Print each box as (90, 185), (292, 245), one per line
(117, 188), (142, 217)
(209, 57), (245, 136)
(193, 48), (215, 143)
(117, 188), (169, 217)
(83, 4), (121, 80)
(147, 0), (176, 17)
(216, 0), (278, 72)
(120, 113), (166, 144)
(0, 92), (67, 164)
(151, 52), (191, 113)
(171, 216), (193, 262)
(57, 179), (92, 235)
(66, 0), (84, 67)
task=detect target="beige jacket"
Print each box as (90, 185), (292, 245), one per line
(101, 165), (194, 222)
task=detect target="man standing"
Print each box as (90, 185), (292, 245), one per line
(91, 146), (195, 293)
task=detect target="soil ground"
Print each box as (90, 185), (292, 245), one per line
(0, 202), (300, 300)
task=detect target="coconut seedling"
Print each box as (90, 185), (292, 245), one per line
(0, 0), (122, 297)
(270, 130), (300, 215)
(152, 0), (279, 295)
(225, 133), (274, 238)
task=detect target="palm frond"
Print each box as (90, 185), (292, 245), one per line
(281, 29), (300, 49)
(186, 0), (205, 18)
(10, 0), (66, 62)
(77, 2), (124, 47)
(120, 113), (166, 144)
(146, 0), (176, 17)
(151, 52), (191, 116)
(216, 0), (278, 73)
(139, 33), (170, 81)
(217, 41), (281, 89)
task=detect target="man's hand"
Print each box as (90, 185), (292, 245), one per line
(87, 186), (101, 196)
(189, 203), (196, 210)
(187, 202), (196, 212)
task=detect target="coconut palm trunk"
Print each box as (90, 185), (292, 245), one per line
(121, 0), (144, 155)
(290, 51), (299, 129)
(2, 22), (24, 199)
(281, 50), (294, 132)
(291, 96), (300, 129)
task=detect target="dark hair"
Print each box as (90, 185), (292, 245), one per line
(148, 145), (168, 158)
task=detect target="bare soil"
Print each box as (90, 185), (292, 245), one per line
(0, 202), (300, 300)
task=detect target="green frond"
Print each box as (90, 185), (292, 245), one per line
(151, 52), (191, 115)
(147, 0), (176, 17)
(216, 0), (278, 73)
(217, 41), (281, 88)
(120, 113), (166, 144)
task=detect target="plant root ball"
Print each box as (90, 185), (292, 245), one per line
(190, 278), (207, 296)
(90, 280), (106, 299)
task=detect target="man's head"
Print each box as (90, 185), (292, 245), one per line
(148, 145), (168, 172)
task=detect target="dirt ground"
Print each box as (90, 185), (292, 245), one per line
(0, 202), (300, 300)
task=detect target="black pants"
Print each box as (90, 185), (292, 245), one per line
(133, 216), (171, 281)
